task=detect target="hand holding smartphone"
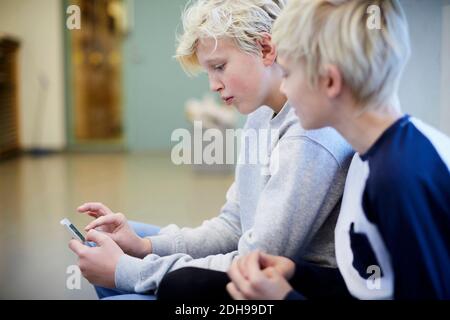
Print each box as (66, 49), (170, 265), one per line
(60, 218), (96, 247)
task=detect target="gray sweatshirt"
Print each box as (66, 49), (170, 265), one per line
(115, 103), (354, 294)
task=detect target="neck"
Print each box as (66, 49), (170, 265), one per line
(333, 100), (403, 155)
(263, 70), (287, 114)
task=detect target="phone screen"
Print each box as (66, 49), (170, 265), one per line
(69, 223), (86, 242)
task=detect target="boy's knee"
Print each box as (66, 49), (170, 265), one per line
(157, 267), (232, 301)
(157, 268), (193, 300)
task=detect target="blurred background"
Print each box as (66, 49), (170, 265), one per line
(0, 0), (449, 299)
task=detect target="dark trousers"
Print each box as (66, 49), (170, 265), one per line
(157, 261), (355, 300)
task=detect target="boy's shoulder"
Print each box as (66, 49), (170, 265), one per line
(364, 116), (450, 192)
(409, 117), (450, 170)
(245, 103), (354, 165)
(243, 105), (274, 130)
(282, 104), (354, 166)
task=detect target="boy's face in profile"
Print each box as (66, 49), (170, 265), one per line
(278, 55), (335, 130)
(196, 37), (271, 115)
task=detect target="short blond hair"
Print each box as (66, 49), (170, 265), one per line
(272, 0), (411, 109)
(175, 0), (286, 75)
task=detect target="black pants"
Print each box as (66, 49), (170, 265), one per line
(158, 267), (233, 301)
(157, 262), (354, 300)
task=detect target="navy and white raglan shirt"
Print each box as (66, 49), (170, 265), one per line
(335, 115), (450, 300)
(286, 115), (450, 300)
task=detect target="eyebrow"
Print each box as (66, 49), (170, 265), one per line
(203, 58), (225, 66)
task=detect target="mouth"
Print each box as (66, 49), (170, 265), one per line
(222, 96), (234, 105)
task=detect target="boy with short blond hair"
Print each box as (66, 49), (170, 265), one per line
(227, 0), (450, 300)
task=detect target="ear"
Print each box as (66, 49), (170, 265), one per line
(321, 64), (343, 99)
(257, 33), (277, 67)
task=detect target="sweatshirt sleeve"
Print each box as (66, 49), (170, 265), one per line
(115, 251), (239, 294)
(148, 182), (242, 258)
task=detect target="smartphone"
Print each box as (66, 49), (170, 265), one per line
(60, 218), (95, 246)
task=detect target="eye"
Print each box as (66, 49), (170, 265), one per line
(214, 63), (226, 71)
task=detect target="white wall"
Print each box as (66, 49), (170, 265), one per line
(0, 0), (65, 150)
(399, 0), (443, 128)
(0, 0), (447, 151)
(441, 4), (450, 135)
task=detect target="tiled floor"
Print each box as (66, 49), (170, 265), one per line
(0, 152), (234, 299)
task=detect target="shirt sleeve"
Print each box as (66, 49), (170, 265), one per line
(363, 168), (450, 299)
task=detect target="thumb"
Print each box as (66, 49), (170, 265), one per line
(69, 239), (86, 256)
(263, 266), (281, 279)
(86, 229), (110, 246)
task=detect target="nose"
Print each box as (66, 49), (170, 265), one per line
(208, 74), (224, 92)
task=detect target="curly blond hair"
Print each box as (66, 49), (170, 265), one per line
(175, 0), (286, 75)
